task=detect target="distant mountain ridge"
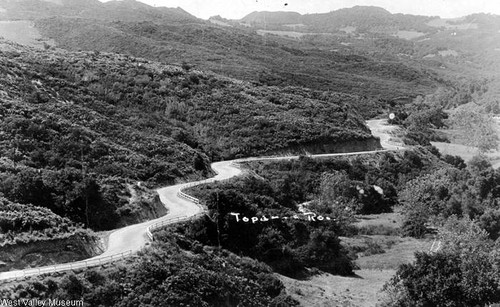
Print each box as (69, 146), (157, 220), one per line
(0, 0), (198, 22)
(239, 6), (436, 34)
(241, 11), (303, 25)
(237, 6), (499, 36)
(2, 0), (499, 114)
(242, 6), (392, 23)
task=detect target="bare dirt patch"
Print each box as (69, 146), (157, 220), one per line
(0, 20), (55, 49)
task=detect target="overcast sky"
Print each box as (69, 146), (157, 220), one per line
(100, 0), (500, 20)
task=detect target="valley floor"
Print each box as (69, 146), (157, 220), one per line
(279, 269), (395, 307)
(279, 211), (433, 307)
(432, 116), (500, 168)
(431, 141), (500, 168)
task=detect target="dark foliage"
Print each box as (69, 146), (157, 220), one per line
(0, 197), (90, 245)
(384, 251), (500, 307)
(178, 177), (357, 277)
(0, 40), (369, 231)
(0, 233), (298, 306)
(400, 158), (500, 239)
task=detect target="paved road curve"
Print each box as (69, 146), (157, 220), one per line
(0, 119), (400, 281)
(0, 161), (244, 281)
(366, 119), (401, 150)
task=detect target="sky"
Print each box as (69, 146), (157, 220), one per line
(99, 0), (500, 20)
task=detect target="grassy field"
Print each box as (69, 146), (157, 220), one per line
(355, 236), (432, 270)
(279, 209), (433, 306)
(431, 116), (500, 168)
(279, 236), (432, 306)
(354, 210), (403, 230)
(278, 269), (396, 307)
(431, 142), (500, 168)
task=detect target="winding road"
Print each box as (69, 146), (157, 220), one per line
(0, 119), (400, 282)
(366, 119), (401, 150)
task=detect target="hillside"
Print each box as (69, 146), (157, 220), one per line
(241, 8), (500, 115)
(33, 17), (439, 101)
(241, 11), (303, 25)
(241, 6), (436, 34)
(0, 0), (198, 23)
(1, 3), (500, 306)
(0, 0), (450, 110)
(237, 8), (500, 76)
(0, 38), (373, 233)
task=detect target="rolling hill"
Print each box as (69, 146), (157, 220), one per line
(0, 36), (374, 232)
(0, 0), (455, 112)
(0, 0), (198, 22)
(2, 2), (500, 305)
(240, 6), (436, 34)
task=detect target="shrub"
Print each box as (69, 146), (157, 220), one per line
(356, 224), (400, 236)
(401, 211), (428, 238)
(383, 251), (500, 307)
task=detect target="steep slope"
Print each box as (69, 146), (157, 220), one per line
(0, 0), (444, 106)
(0, 0), (198, 22)
(0, 118), (398, 280)
(0, 38), (373, 233)
(34, 17), (439, 101)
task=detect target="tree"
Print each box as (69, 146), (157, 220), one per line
(318, 171), (356, 208)
(192, 153), (206, 171)
(442, 154), (466, 169)
(383, 217), (500, 307)
(66, 177), (118, 230)
(399, 170), (454, 220)
(401, 210), (428, 238)
(449, 109), (499, 153)
(467, 154), (493, 174)
(478, 209), (500, 240)
(312, 171), (357, 231)
(383, 252), (465, 307)
(296, 230), (356, 275)
(404, 106), (447, 131)
(60, 274), (86, 300)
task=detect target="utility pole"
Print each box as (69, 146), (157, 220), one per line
(81, 136), (89, 228)
(216, 191), (221, 249)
